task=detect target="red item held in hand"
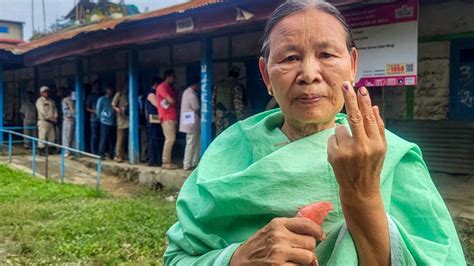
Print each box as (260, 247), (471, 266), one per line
(296, 201), (333, 225)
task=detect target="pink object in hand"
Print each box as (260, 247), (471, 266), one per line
(296, 201), (333, 225)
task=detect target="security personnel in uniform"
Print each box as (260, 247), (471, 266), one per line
(36, 86), (58, 155)
(213, 66), (249, 135)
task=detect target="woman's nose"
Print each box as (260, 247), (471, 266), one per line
(297, 57), (323, 85)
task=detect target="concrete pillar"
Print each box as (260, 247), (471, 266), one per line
(128, 49), (139, 164)
(200, 38), (213, 154)
(75, 57), (85, 151)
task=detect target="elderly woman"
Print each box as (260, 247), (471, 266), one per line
(164, 1), (466, 265)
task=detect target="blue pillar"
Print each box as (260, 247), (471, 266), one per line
(75, 57), (85, 151)
(0, 62), (4, 146)
(128, 49), (139, 164)
(200, 38), (213, 154)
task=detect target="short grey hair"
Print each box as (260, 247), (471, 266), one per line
(261, 0), (355, 59)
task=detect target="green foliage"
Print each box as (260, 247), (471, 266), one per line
(0, 165), (176, 265)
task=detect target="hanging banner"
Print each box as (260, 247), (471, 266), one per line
(344, 0), (419, 87)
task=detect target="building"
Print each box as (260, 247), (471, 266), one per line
(0, 0), (473, 173)
(65, 0), (140, 23)
(0, 19), (24, 46)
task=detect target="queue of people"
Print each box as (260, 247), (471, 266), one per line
(17, 66), (249, 170)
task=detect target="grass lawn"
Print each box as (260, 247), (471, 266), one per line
(0, 165), (177, 265)
(0, 165), (472, 264)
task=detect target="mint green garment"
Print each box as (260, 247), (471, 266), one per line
(165, 110), (466, 265)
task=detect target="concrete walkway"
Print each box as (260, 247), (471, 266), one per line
(74, 156), (190, 190)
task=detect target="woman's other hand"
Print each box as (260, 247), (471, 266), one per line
(230, 217), (324, 266)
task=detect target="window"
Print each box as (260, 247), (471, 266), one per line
(0, 26), (9, 33)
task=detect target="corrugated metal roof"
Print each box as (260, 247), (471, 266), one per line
(12, 0), (225, 55)
(6, 0), (373, 57)
(0, 19), (25, 24)
(125, 0), (225, 20)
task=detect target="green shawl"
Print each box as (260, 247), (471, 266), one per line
(165, 110), (466, 265)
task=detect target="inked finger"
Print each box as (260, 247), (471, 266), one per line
(357, 87), (379, 139)
(342, 81), (366, 140)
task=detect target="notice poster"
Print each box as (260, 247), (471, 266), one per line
(344, 0), (418, 87)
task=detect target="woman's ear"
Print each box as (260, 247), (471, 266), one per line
(259, 57), (273, 95)
(350, 48), (359, 83)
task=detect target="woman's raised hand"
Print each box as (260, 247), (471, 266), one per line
(327, 81), (391, 265)
(327, 81), (387, 200)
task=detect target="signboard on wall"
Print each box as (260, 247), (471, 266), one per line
(344, 0), (419, 87)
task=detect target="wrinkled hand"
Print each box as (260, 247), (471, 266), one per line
(328, 82), (387, 199)
(230, 217), (325, 266)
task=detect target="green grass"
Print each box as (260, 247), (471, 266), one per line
(0, 165), (472, 264)
(0, 165), (177, 265)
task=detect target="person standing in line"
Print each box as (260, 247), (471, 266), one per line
(138, 87), (149, 163)
(86, 80), (102, 155)
(156, 69), (178, 170)
(61, 88), (75, 157)
(213, 66), (249, 135)
(50, 85), (63, 147)
(36, 86), (58, 155)
(96, 85), (116, 160)
(145, 77), (163, 167)
(179, 77), (201, 171)
(19, 91), (37, 149)
(112, 85), (129, 163)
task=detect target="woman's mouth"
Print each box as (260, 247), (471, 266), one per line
(295, 95), (324, 105)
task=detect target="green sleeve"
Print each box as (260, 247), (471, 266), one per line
(165, 221), (242, 266)
(389, 147), (466, 265)
(164, 170), (243, 266)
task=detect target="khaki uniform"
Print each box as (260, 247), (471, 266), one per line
(112, 92), (129, 129)
(213, 77), (248, 135)
(112, 91), (129, 160)
(36, 96), (58, 149)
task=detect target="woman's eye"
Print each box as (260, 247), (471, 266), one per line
(285, 55), (299, 62)
(320, 52), (333, 59)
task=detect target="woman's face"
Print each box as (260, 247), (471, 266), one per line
(259, 9), (358, 126)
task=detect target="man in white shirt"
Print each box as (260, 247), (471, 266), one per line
(179, 77), (201, 171)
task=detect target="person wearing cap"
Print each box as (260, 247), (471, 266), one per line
(61, 88), (75, 157)
(213, 65), (250, 135)
(36, 86), (58, 154)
